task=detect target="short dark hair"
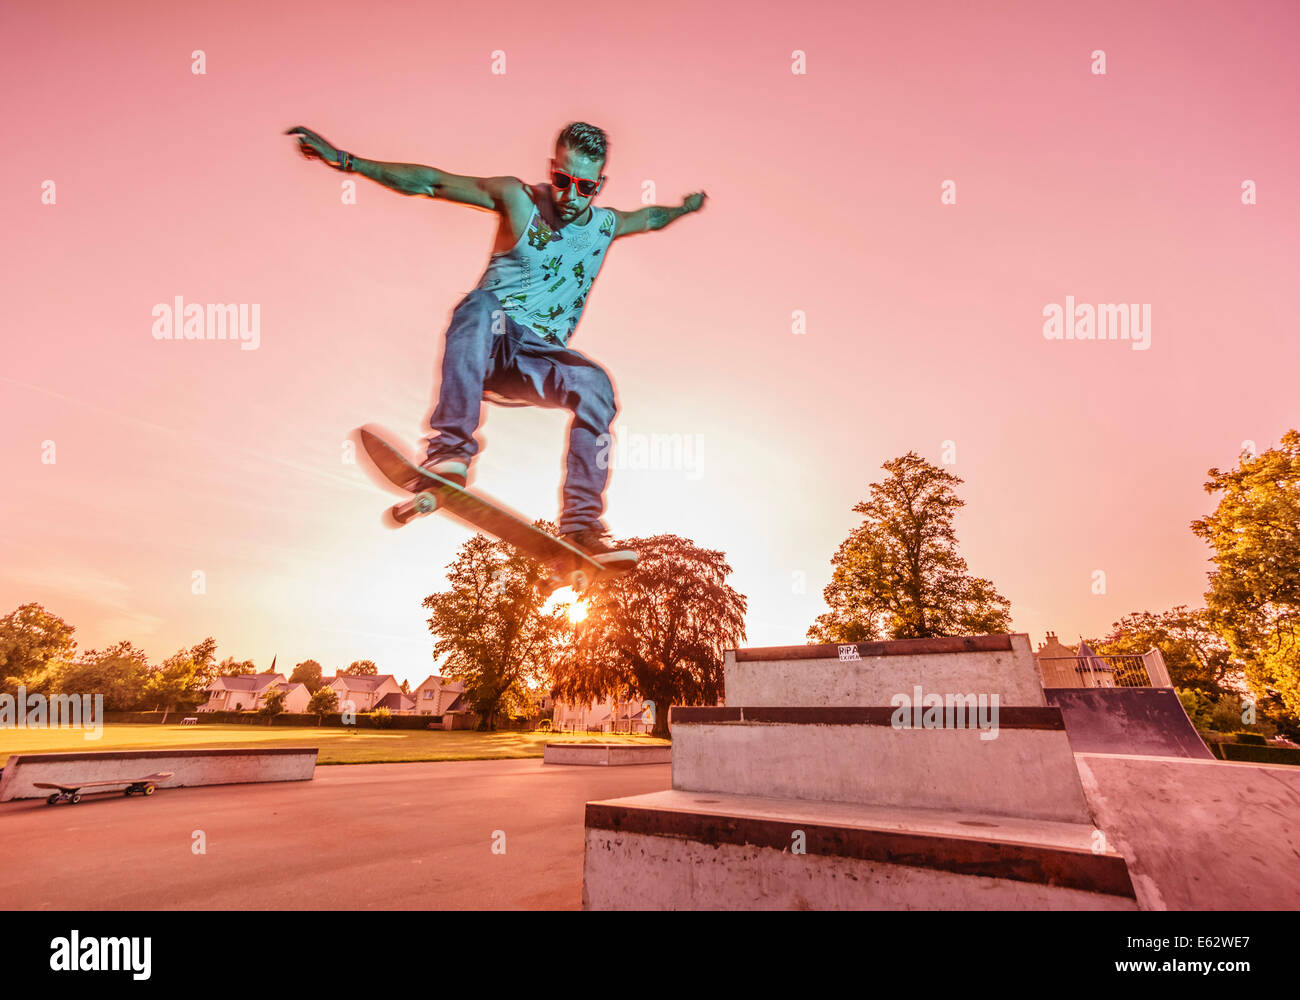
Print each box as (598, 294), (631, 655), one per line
(556, 122), (608, 164)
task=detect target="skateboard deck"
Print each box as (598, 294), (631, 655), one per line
(354, 425), (628, 595)
(34, 771), (173, 805)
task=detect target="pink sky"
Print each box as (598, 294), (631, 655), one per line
(2, 0), (1297, 687)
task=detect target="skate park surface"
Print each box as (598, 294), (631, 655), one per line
(4, 706), (1297, 909)
(1074, 753), (1300, 909)
(1, 758), (670, 910)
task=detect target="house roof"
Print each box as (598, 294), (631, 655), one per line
(273, 682), (307, 695)
(208, 673), (285, 692)
(329, 674), (397, 692)
(414, 674), (465, 693)
(373, 692), (416, 712)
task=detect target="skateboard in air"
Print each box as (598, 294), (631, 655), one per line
(34, 772), (173, 805)
(354, 425), (630, 595)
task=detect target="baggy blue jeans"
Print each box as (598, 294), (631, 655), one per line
(425, 288), (617, 535)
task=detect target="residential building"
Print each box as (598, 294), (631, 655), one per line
(324, 674), (403, 713)
(411, 675), (468, 716)
(198, 674), (311, 713)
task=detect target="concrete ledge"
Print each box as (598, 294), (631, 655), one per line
(0, 748), (318, 801)
(725, 633), (1047, 707)
(583, 790), (1136, 910)
(544, 743), (672, 766)
(733, 634), (1016, 662)
(671, 716), (1093, 823)
(672, 706), (1065, 729)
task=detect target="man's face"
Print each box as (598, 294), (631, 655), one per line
(550, 145), (605, 222)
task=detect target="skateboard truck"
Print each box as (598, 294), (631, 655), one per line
(392, 490), (439, 525)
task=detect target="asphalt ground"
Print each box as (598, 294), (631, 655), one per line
(1, 758), (671, 910)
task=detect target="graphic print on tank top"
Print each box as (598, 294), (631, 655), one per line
(474, 182), (616, 346)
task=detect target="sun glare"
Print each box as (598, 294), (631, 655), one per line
(567, 601), (589, 624)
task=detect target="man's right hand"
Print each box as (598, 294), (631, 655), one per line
(285, 126), (342, 168)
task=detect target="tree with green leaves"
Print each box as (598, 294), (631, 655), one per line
(54, 641), (152, 711)
(217, 656), (257, 676)
(1191, 430), (1300, 718)
(1095, 607), (1241, 696)
(0, 603), (78, 695)
(549, 534), (746, 738)
(259, 687), (287, 720)
(308, 686), (339, 714)
(290, 660), (324, 692)
(424, 529), (568, 731)
(808, 452), (1011, 643)
(342, 660), (378, 676)
(145, 638), (217, 720)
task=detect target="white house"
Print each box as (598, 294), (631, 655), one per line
(324, 674), (403, 713)
(198, 674), (311, 713)
(411, 675), (468, 716)
(552, 697), (652, 733)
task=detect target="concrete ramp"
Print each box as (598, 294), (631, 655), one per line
(1045, 687), (1214, 759)
(1076, 753), (1300, 909)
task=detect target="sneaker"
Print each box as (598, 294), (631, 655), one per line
(559, 528), (639, 572)
(417, 456), (469, 488)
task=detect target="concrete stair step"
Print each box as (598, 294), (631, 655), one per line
(583, 789), (1137, 910)
(725, 633), (1047, 707)
(670, 706), (1093, 823)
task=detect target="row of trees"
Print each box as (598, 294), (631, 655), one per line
(0, 608), (394, 716)
(8, 430), (1293, 737)
(423, 531), (747, 736)
(802, 433), (1300, 730)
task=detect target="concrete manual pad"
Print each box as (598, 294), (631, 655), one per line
(583, 789), (1135, 910)
(544, 743), (672, 766)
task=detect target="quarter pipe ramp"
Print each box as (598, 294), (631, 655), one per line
(1045, 687), (1214, 759)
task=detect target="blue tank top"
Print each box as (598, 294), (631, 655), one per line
(474, 183), (616, 346)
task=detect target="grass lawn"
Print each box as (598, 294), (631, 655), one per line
(0, 724), (669, 766)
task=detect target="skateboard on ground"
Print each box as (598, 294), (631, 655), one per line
(354, 425), (630, 595)
(34, 772), (173, 805)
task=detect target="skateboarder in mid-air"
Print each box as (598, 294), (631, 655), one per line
(287, 121), (707, 572)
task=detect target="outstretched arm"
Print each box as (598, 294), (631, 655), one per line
(285, 126), (520, 209)
(612, 191), (708, 238)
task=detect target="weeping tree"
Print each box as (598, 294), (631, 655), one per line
(549, 534), (746, 737)
(1191, 430), (1300, 719)
(424, 527), (569, 731)
(809, 452), (1011, 643)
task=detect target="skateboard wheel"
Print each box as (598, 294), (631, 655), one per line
(124, 788), (133, 796)
(46, 793), (59, 805)
(69, 793), (81, 804)
(143, 785), (155, 796)
(571, 570), (590, 594)
(414, 492), (438, 514)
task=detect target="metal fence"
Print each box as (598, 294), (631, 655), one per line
(1036, 648), (1172, 688)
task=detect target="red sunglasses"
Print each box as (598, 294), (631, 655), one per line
(550, 165), (604, 197)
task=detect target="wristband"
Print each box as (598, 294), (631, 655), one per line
(337, 150), (354, 172)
